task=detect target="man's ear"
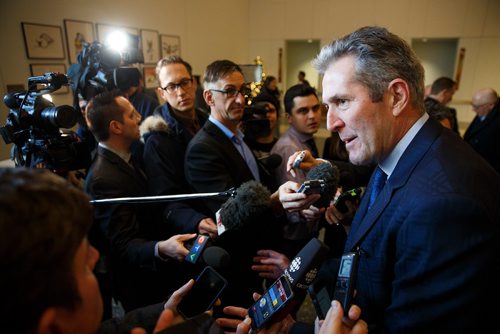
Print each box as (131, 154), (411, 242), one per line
(204, 89), (215, 106)
(388, 79), (410, 117)
(109, 120), (122, 135)
(285, 112), (293, 124)
(37, 308), (62, 334)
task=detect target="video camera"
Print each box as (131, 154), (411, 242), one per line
(68, 33), (144, 101)
(0, 72), (90, 175)
(242, 101), (273, 140)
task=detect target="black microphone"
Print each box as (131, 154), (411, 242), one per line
(283, 237), (330, 297)
(185, 234), (231, 270)
(202, 246), (231, 269)
(216, 180), (272, 235)
(306, 162), (339, 208)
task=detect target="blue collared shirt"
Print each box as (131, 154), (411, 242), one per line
(208, 116), (260, 181)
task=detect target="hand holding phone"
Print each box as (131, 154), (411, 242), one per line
(333, 252), (359, 311)
(297, 179), (325, 195)
(176, 266), (227, 319)
(248, 275), (294, 331)
(334, 188), (362, 213)
(184, 234), (209, 264)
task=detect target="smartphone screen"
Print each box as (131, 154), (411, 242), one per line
(185, 234), (209, 264)
(177, 266), (227, 319)
(248, 275), (294, 331)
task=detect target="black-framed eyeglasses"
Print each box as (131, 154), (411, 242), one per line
(160, 78), (193, 94)
(210, 86), (251, 98)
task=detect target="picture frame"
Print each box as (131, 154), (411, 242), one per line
(64, 19), (95, 64)
(143, 66), (158, 89)
(96, 23), (139, 46)
(160, 34), (180, 58)
(21, 22), (65, 59)
(30, 63), (69, 94)
(141, 29), (159, 64)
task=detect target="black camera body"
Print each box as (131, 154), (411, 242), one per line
(242, 103), (272, 140)
(0, 73), (90, 174)
(68, 37), (144, 101)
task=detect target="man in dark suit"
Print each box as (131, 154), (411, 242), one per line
(279, 26), (500, 333)
(424, 77), (459, 133)
(184, 60), (282, 309)
(85, 90), (194, 313)
(464, 88), (500, 174)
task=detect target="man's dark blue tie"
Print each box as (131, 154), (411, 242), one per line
(368, 167), (387, 209)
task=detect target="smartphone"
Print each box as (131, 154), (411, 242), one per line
(248, 275), (294, 331)
(333, 252), (359, 311)
(292, 150), (306, 168)
(297, 179), (325, 195)
(334, 188), (362, 213)
(185, 234), (209, 264)
(308, 280), (332, 320)
(177, 266), (227, 319)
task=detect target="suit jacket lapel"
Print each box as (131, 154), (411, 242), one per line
(345, 118), (443, 251)
(98, 146), (147, 187)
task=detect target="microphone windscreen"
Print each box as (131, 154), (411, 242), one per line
(202, 246), (231, 269)
(219, 180), (271, 231)
(306, 162), (339, 207)
(284, 238), (330, 295)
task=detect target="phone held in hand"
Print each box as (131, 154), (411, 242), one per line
(334, 187), (362, 213)
(297, 179), (325, 195)
(308, 279), (332, 320)
(292, 150), (306, 168)
(333, 252), (359, 312)
(184, 234), (209, 264)
(177, 266), (227, 319)
(248, 275), (294, 331)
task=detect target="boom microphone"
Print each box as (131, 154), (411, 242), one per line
(283, 237), (330, 297)
(306, 162), (339, 208)
(216, 180), (272, 235)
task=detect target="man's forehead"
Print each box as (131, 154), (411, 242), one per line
(160, 63), (189, 79)
(217, 71), (244, 86)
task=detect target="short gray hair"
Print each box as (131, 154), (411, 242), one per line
(313, 26), (425, 111)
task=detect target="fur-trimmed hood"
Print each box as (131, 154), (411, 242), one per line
(140, 115), (171, 142)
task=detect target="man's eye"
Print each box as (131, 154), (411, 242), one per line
(166, 84), (176, 91)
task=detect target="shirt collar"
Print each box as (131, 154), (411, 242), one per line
(288, 125), (314, 144)
(379, 112), (429, 178)
(98, 142), (131, 164)
(208, 115), (245, 140)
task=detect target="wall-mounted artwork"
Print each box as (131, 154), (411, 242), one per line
(30, 63), (69, 94)
(160, 35), (180, 58)
(96, 23), (139, 45)
(143, 66), (158, 89)
(141, 29), (159, 64)
(64, 19), (95, 64)
(22, 22), (65, 59)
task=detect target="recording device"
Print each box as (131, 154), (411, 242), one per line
(333, 252), (359, 311)
(247, 275), (294, 331)
(297, 179), (325, 195)
(306, 162), (340, 208)
(0, 73), (90, 174)
(292, 150), (306, 168)
(334, 187), (363, 213)
(177, 266), (227, 319)
(216, 180), (272, 236)
(67, 38), (143, 102)
(242, 102), (273, 140)
(184, 235), (231, 269)
(308, 279), (331, 320)
(283, 238), (330, 297)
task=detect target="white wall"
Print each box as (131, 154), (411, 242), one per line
(1, 0), (499, 159)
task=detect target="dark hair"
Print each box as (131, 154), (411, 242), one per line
(86, 89), (124, 141)
(264, 76), (276, 87)
(0, 168), (93, 333)
(430, 77), (456, 95)
(313, 26), (425, 112)
(155, 55), (193, 79)
(427, 105), (454, 126)
(284, 84), (318, 114)
(203, 60), (243, 87)
(298, 71), (306, 77)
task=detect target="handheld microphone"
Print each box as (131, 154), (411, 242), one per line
(305, 162), (339, 208)
(283, 237), (330, 297)
(216, 180), (272, 235)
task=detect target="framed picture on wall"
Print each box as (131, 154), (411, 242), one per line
(64, 19), (95, 64)
(30, 63), (69, 94)
(21, 22), (65, 59)
(143, 66), (158, 88)
(141, 29), (159, 64)
(160, 35), (180, 58)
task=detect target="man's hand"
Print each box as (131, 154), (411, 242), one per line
(158, 233), (196, 261)
(317, 301), (368, 334)
(301, 205), (325, 223)
(287, 150), (320, 177)
(198, 218), (218, 240)
(278, 181), (321, 212)
(252, 250), (290, 280)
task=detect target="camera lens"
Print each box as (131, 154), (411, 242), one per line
(40, 105), (79, 129)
